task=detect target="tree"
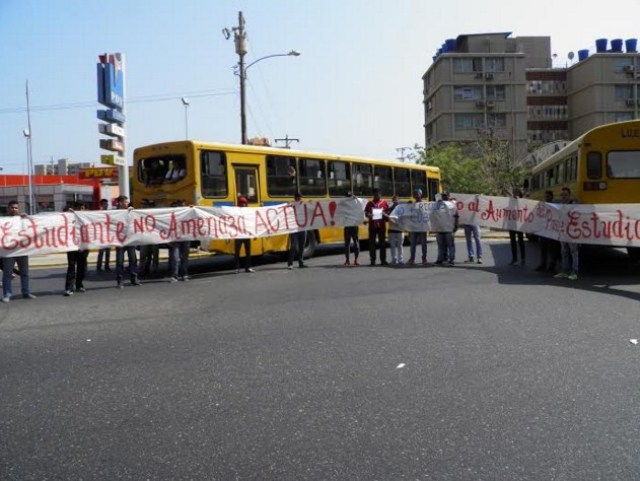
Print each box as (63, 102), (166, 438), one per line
(410, 143), (489, 194)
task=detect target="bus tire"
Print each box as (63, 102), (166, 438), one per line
(303, 231), (318, 258)
(627, 247), (640, 261)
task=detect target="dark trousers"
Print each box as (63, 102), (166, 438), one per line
(343, 226), (360, 260)
(97, 247), (111, 269)
(539, 237), (560, 270)
(288, 232), (306, 266)
(115, 246), (139, 284)
(368, 226), (387, 264)
(65, 250), (89, 291)
(509, 230), (525, 261)
(234, 239), (252, 271)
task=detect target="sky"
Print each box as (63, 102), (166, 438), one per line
(2, 0), (640, 174)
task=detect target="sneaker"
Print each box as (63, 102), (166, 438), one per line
(477, 258), (483, 264)
(235, 269), (241, 274)
(299, 263), (308, 268)
(63, 290), (74, 297)
(447, 261), (455, 266)
(287, 265), (293, 270)
(1, 297), (9, 303)
(245, 268), (256, 273)
(117, 283), (124, 289)
(77, 287), (86, 293)
(353, 259), (360, 266)
(434, 260), (443, 265)
(131, 280), (142, 286)
(421, 261), (428, 266)
(343, 260), (350, 266)
(465, 257), (474, 263)
(407, 259), (415, 265)
(169, 276), (179, 283)
(568, 273), (578, 281)
(508, 259), (518, 266)
(23, 293), (36, 300)
(180, 276), (190, 281)
(554, 272), (569, 279)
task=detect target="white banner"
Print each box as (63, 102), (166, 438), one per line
(0, 198), (365, 257)
(387, 202), (429, 232)
(453, 193), (640, 247)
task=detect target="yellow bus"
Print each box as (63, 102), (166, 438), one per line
(132, 141), (441, 257)
(526, 119), (640, 257)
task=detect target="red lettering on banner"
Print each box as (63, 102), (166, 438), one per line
(254, 210), (271, 235)
(160, 213), (178, 240)
(468, 199), (479, 212)
(265, 208), (280, 232)
(0, 222), (16, 250)
(116, 221), (126, 243)
(279, 204), (294, 230)
(294, 203), (309, 228)
(310, 202), (328, 226)
(328, 201), (337, 225)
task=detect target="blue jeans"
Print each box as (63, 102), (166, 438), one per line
(560, 242), (579, 274)
(115, 246), (139, 283)
(463, 225), (483, 259)
(288, 232), (307, 266)
(2, 256), (30, 298)
(170, 242), (191, 278)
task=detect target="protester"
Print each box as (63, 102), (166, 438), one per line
(287, 192), (308, 269)
(364, 189), (389, 266)
(96, 198), (112, 272)
(463, 223), (483, 264)
(2, 200), (36, 303)
(342, 192), (360, 266)
(554, 187), (580, 280)
(114, 195), (141, 288)
(138, 199), (160, 278)
(535, 190), (560, 274)
(508, 188), (526, 266)
(167, 199), (192, 281)
(386, 195), (405, 265)
(63, 202), (89, 296)
(432, 192), (458, 266)
(234, 196), (255, 273)
(407, 188), (427, 266)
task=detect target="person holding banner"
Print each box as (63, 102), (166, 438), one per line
(554, 187), (580, 281)
(96, 198), (112, 272)
(234, 196), (255, 274)
(63, 202), (89, 296)
(535, 190), (560, 274)
(407, 188), (427, 266)
(364, 189), (389, 266)
(342, 192), (360, 266)
(287, 192), (308, 269)
(386, 195), (405, 265)
(114, 195), (141, 288)
(463, 223), (483, 264)
(432, 192), (459, 266)
(1, 200), (36, 303)
(508, 188), (526, 266)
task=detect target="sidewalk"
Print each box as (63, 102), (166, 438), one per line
(27, 228), (510, 269)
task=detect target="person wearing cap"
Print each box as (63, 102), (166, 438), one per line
(364, 189), (390, 266)
(287, 192), (308, 269)
(408, 188), (427, 266)
(432, 191), (459, 266)
(234, 196), (255, 273)
(342, 191), (360, 266)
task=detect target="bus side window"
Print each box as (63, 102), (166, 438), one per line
(587, 152), (602, 179)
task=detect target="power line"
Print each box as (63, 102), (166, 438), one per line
(0, 88), (237, 115)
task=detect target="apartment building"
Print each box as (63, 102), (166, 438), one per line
(423, 33), (640, 163)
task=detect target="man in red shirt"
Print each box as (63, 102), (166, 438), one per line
(364, 189), (390, 266)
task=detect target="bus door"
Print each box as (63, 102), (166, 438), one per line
(234, 165), (269, 255)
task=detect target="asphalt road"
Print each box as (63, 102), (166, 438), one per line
(2, 240), (640, 480)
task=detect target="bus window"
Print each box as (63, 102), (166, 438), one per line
(328, 160), (351, 197)
(607, 151), (640, 178)
(139, 154), (185, 186)
(568, 154), (577, 181)
(200, 150), (228, 198)
(411, 170), (426, 198)
(353, 163), (373, 197)
(266, 155), (297, 197)
(299, 158), (326, 196)
(373, 165), (393, 197)
(427, 178), (440, 201)
(394, 167), (411, 197)
(586, 152), (602, 179)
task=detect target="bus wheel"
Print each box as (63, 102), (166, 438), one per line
(303, 231), (318, 258)
(627, 247), (640, 261)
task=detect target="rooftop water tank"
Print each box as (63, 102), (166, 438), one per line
(445, 38), (457, 52)
(626, 38), (638, 53)
(611, 38), (624, 52)
(595, 38), (608, 53)
(578, 49), (589, 61)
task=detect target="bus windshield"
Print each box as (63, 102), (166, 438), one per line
(138, 154), (187, 186)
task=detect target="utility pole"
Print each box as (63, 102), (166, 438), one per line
(234, 12), (248, 144)
(395, 146), (412, 163)
(274, 134), (299, 149)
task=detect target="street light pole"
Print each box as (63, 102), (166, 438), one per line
(181, 97), (190, 139)
(24, 80), (35, 215)
(227, 11), (300, 144)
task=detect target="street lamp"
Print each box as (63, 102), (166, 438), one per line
(22, 128), (34, 215)
(229, 11), (300, 144)
(181, 97), (190, 139)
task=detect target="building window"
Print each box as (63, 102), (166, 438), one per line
(614, 85), (633, 99)
(486, 85), (505, 100)
(454, 86), (482, 101)
(485, 57), (505, 72)
(455, 114), (484, 130)
(488, 114), (506, 128)
(615, 112), (634, 122)
(453, 58), (482, 73)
